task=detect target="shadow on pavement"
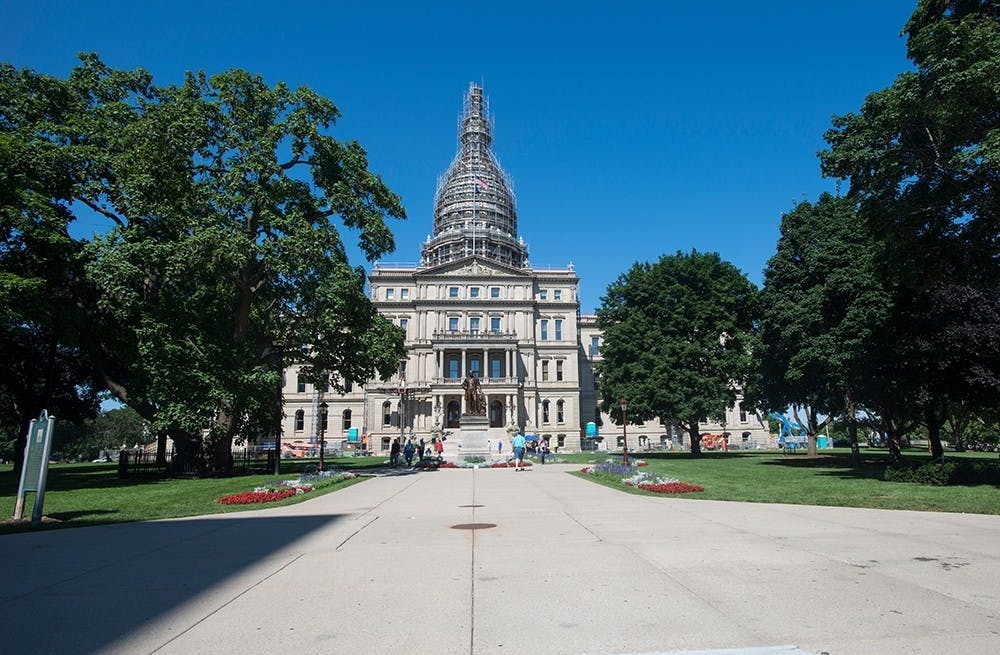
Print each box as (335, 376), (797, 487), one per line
(1, 513), (344, 655)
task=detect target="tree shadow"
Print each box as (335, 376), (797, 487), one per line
(1, 513), (346, 655)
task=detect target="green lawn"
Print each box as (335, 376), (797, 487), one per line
(4, 449), (998, 535)
(0, 457), (380, 535)
(556, 448), (1000, 515)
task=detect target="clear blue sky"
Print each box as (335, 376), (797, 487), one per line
(2, 0), (917, 312)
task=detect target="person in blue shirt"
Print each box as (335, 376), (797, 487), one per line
(511, 433), (527, 470)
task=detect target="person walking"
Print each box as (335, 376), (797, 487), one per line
(434, 437), (444, 460)
(403, 439), (415, 467)
(418, 437), (426, 462)
(390, 438), (400, 468)
(497, 440), (503, 455)
(539, 437), (549, 464)
(512, 432), (526, 471)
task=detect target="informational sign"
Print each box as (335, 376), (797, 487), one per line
(14, 410), (56, 526)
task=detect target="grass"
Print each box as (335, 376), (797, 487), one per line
(0, 457), (378, 535)
(563, 447), (1000, 515)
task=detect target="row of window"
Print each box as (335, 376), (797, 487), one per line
(293, 409), (352, 432)
(445, 315), (504, 333)
(541, 399), (566, 424)
(539, 319), (563, 340)
(295, 374), (353, 394)
(540, 360), (564, 381)
(383, 287), (568, 301)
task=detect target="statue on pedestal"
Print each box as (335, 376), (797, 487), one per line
(462, 371), (486, 416)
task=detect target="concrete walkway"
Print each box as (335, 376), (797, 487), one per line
(2, 463), (999, 655)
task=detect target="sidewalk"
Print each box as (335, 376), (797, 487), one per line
(2, 463), (999, 654)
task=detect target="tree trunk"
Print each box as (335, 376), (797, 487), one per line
(155, 429), (168, 467)
(688, 420), (702, 456)
(924, 400), (947, 461)
(883, 420), (902, 464)
(845, 391), (861, 468)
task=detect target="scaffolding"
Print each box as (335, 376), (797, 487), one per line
(422, 84), (529, 269)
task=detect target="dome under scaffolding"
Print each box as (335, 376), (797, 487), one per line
(421, 84), (529, 268)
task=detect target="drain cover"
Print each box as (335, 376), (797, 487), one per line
(451, 523), (496, 530)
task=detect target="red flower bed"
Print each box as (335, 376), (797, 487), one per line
(438, 461), (458, 468)
(629, 481), (704, 494)
(492, 460), (531, 468)
(217, 489), (297, 505)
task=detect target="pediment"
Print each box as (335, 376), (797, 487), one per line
(419, 256), (527, 279)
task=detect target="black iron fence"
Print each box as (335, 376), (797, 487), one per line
(117, 447), (277, 479)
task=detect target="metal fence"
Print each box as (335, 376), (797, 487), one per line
(117, 447), (276, 479)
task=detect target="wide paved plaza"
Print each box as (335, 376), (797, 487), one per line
(3, 463), (999, 655)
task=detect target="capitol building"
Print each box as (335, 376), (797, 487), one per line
(281, 84), (770, 456)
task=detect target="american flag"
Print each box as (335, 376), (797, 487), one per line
(474, 177), (488, 192)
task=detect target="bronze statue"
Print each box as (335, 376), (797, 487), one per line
(462, 371), (486, 415)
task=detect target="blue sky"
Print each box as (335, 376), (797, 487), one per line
(2, 0), (917, 312)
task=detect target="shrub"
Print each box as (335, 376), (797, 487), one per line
(884, 461), (957, 486)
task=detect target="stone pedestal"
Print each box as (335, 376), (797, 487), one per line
(456, 415), (491, 461)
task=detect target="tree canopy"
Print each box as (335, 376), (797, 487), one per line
(820, 0), (1000, 459)
(752, 193), (890, 459)
(1, 54), (406, 472)
(596, 251), (758, 454)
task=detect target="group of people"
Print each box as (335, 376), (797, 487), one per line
(497, 434), (550, 469)
(389, 436), (445, 468)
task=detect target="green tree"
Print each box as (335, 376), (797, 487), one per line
(1, 55), (406, 473)
(752, 194), (891, 461)
(820, 0), (1000, 460)
(597, 251), (758, 455)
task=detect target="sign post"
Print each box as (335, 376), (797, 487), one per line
(13, 410), (57, 526)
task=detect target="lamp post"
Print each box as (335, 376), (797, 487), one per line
(620, 398), (630, 467)
(318, 401), (328, 472)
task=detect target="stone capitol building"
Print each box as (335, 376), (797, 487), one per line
(281, 84), (770, 456)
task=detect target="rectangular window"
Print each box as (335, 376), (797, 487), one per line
(448, 358), (460, 378)
(490, 287), (500, 298)
(490, 316), (501, 333)
(541, 361), (549, 381)
(590, 336), (600, 357)
(555, 319), (562, 340)
(400, 318), (408, 332)
(556, 361), (564, 381)
(297, 375), (306, 393)
(469, 317), (480, 334)
(490, 358), (502, 379)
(386, 288), (394, 299)
(470, 287), (480, 298)
(542, 402), (550, 423)
(449, 286), (459, 298)
(739, 403), (747, 423)
(539, 290), (547, 300)
(554, 289), (562, 300)
(449, 317), (459, 332)
(540, 320), (548, 340)
(400, 288), (409, 299)
(557, 435), (565, 448)
(557, 402), (564, 423)
(470, 359), (481, 377)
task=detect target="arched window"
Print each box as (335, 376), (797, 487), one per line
(382, 401), (392, 426)
(343, 409), (352, 431)
(556, 399), (565, 424)
(294, 410), (304, 431)
(542, 400), (550, 424)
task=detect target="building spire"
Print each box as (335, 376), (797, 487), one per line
(422, 84), (528, 268)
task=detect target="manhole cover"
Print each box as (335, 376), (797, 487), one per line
(458, 504), (484, 508)
(451, 523), (497, 530)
